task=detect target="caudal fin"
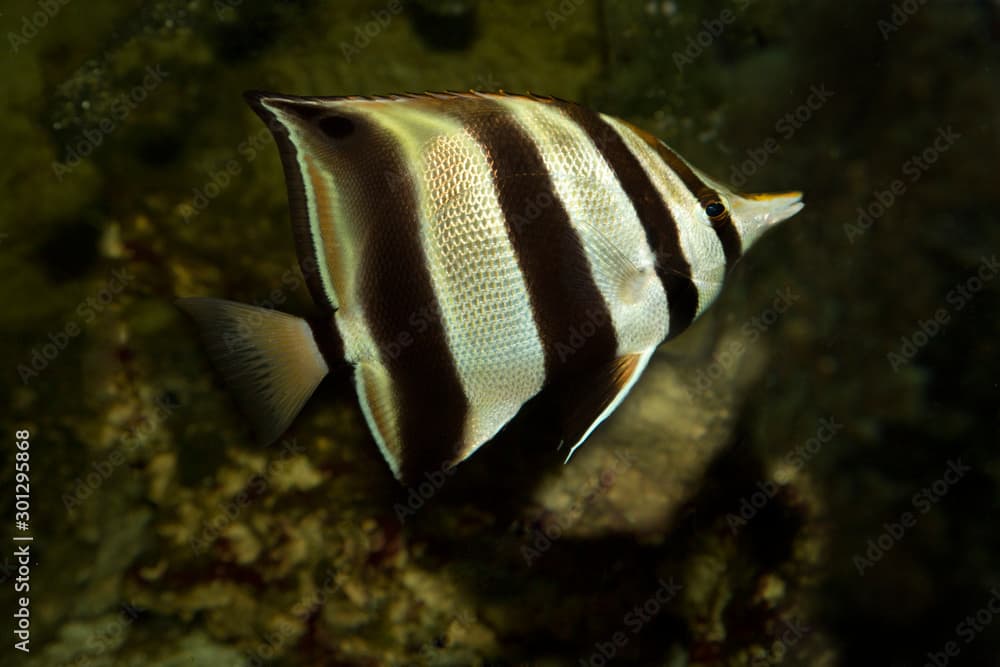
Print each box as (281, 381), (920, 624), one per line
(177, 297), (330, 444)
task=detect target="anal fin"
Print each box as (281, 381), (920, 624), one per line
(560, 349), (656, 462)
(354, 361), (404, 479)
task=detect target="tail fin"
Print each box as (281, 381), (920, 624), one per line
(177, 297), (330, 444)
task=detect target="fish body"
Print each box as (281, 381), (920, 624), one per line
(179, 91), (803, 483)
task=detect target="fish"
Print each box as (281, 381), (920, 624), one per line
(178, 90), (803, 483)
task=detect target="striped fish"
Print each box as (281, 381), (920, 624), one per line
(179, 91), (803, 483)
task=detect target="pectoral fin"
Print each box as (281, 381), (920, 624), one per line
(559, 349), (655, 462)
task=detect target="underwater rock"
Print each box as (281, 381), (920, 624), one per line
(525, 322), (759, 541)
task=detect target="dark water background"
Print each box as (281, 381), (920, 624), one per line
(1, 0), (998, 665)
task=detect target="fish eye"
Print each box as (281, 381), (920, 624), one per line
(704, 201), (726, 220)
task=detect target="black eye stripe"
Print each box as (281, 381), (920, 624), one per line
(318, 115), (355, 139)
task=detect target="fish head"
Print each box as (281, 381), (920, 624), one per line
(705, 188), (805, 260)
(726, 190), (804, 250)
(680, 158), (803, 274)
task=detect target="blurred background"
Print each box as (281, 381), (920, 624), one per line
(2, 0), (998, 665)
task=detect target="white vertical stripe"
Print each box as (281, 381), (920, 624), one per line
(264, 103), (341, 311)
(495, 97), (670, 354)
(362, 101), (548, 458)
(354, 361), (403, 479)
(289, 143), (379, 354)
(600, 116), (727, 318)
(267, 103), (386, 365)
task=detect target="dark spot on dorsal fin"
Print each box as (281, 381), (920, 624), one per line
(318, 115), (355, 139)
(285, 103), (326, 121)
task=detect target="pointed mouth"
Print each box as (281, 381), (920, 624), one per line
(746, 191), (804, 225)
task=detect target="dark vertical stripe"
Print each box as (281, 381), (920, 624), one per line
(252, 93), (469, 483)
(307, 317), (347, 373)
(459, 101), (618, 378)
(559, 103), (699, 341)
(651, 141), (743, 272)
(710, 211), (742, 271)
(245, 91), (335, 316)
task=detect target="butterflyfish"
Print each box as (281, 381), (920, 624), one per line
(179, 91), (803, 483)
